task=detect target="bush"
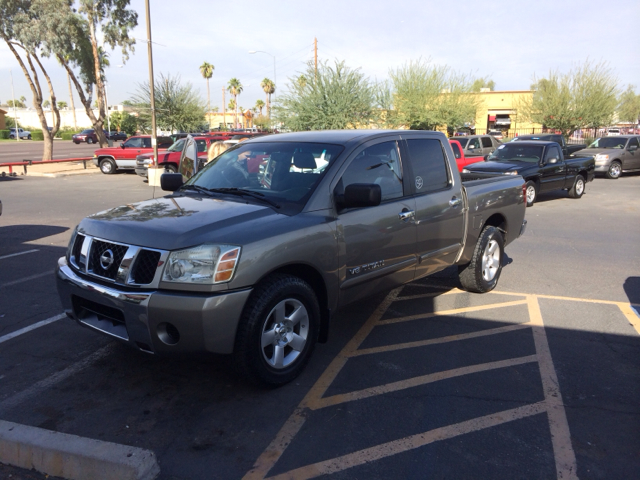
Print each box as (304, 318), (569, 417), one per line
(0, 130), (9, 139)
(31, 130), (44, 141)
(61, 132), (74, 140)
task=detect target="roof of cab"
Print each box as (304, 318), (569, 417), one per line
(242, 129), (446, 145)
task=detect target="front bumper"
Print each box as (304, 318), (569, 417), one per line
(135, 166), (149, 177)
(56, 256), (252, 355)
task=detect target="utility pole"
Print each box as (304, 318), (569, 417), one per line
(314, 37), (318, 79)
(10, 70), (19, 142)
(222, 87), (226, 130)
(145, 0), (158, 164)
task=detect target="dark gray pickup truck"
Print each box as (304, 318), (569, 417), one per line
(56, 130), (527, 385)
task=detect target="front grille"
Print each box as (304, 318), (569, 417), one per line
(132, 249), (161, 284)
(72, 233), (85, 268)
(89, 240), (128, 280)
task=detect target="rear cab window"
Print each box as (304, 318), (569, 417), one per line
(404, 139), (451, 194)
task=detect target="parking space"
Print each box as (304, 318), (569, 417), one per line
(0, 173), (639, 479)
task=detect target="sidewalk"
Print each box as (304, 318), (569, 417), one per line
(0, 159), (100, 178)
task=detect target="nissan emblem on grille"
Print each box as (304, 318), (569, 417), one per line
(100, 249), (115, 270)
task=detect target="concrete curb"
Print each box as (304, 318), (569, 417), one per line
(0, 420), (160, 480)
(27, 169), (101, 177)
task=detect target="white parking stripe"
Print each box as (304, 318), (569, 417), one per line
(0, 249), (39, 261)
(0, 313), (65, 345)
(0, 272), (51, 289)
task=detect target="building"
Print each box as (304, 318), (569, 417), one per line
(0, 108), (6, 130)
(470, 90), (542, 137)
(206, 109), (254, 130)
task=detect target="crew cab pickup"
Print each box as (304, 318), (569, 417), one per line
(56, 130), (527, 386)
(93, 135), (173, 174)
(511, 134), (586, 157)
(450, 139), (484, 171)
(463, 141), (595, 206)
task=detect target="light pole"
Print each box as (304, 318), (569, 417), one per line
(10, 69), (19, 142)
(248, 50), (276, 112)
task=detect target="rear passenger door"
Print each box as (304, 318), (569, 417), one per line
(335, 138), (417, 306)
(402, 136), (465, 279)
(539, 145), (566, 191)
(481, 136), (497, 156)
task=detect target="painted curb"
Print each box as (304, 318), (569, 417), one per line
(0, 420), (160, 480)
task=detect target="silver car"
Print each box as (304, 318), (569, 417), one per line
(574, 135), (640, 179)
(453, 134), (501, 158)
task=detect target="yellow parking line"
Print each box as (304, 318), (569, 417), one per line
(309, 355), (538, 411)
(267, 402), (547, 480)
(527, 296), (578, 480)
(616, 302), (640, 336)
(349, 323), (532, 357)
(378, 300), (528, 326)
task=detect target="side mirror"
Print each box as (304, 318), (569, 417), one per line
(548, 158), (558, 164)
(341, 183), (381, 209)
(468, 145), (476, 150)
(120, 143), (125, 149)
(483, 155), (489, 161)
(161, 173), (183, 191)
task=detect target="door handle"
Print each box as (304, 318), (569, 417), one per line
(449, 197), (462, 207)
(398, 210), (415, 221)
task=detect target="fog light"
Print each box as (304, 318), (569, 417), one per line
(157, 322), (180, 345)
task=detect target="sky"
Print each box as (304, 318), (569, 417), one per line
(1, 0), (639, 114)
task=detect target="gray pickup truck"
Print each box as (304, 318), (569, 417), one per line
(56, 130), (527, 385)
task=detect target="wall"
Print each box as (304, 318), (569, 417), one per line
(471, 90), (542, 135)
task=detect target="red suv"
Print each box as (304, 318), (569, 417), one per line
(93, 135), (174, 174)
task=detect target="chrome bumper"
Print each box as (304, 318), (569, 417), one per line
(56, 256), (252, 354)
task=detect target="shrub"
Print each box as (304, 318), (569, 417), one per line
(0, 130), (9, 139)
(31, 130), (44, 141)
(61, 132), (74, 140)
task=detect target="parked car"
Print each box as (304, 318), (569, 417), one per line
(452, 134), (501, 158)
(449, 139), (484, 171)
(488, 130), (504, 140)
(73, 129), (108, 144)
(92, 135), (174, 174)
(510, 134), (586, 157)
(9, 128), (31, 140)
(606, 128), (621, 136)
(108, 131), (128, 141)
(572, 135), (640, 179)
(135, 135), (231, 177)
(463, 141), (595, 206)
(57, 130), (527, 385)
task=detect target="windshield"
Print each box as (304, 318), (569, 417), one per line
(455, 138), (469, 148)
(167, 139), (186, 152)
(81, 129), (93, 134)
(488, 144), (544, 163)
(185, 142), (344, 211)
(588, 137), (627, 149)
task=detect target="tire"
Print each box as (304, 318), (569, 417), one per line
(525, 181), (537, 207)
(568, 174), (585, 199)
(164, 164), (177, 173)
(234, 274), (320, 386)
(99, 158), (116, 174)
(9, 135), (14, 139)
(87, 137), (94, 144)
(458, 226), (504, 293)
(605, 161), (621, 179)
(27, 134), (31, 140)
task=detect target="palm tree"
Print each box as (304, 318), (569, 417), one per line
(260, 78), (275, 120)
(199, 62), (214, 128)
(255, 99), (265, 116)
(227, 78), (243, 129)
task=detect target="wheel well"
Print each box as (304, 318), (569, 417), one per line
(525, 177), (539, 188)
(264, 263), (331, 343)
(98, 156), (115, 163)
(483, 213), (507, 236)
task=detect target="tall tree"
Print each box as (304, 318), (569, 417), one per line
(519, 61), (619, 138)
(261, 77), (275, 120)
(387, 59), (478, 131)
(617, 85), (640, 128)
(471, 77), (496, 92)
(255, 99), (265, 116)
(199, 61), (214, 128)
(227, 78), (243, 129)
(276, 60), (374, 131)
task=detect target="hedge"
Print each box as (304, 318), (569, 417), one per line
(31, 130), (44, 141)
(0, 130), (9, 139)
(61, 132), (74, 140)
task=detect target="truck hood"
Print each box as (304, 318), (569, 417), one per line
(465, 160), (525, 173)
(138, 151), (173, 162)
(572, 147), (623, 156)
(79, 195), (280, 250)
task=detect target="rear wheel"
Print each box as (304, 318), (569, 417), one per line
(605, 161), (621, 179)
(568, 174), (585, 198)
(525, 181), (537, 207)
(87, 137), (94, 144)
(27, 134), (31, 140)
(163, 164), (177, 173)
(458, 226), (504, 293)
(99, 158), (116, 174)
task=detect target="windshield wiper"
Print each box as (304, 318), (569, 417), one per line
(179, 184), (217, 197)
(207, 188), (281, 209)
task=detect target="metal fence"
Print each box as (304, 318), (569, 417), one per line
(456, 127), (640, 145)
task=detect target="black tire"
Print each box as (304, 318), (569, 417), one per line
(234, 274), (320, 386)
(605, 161), (621, 179)
(27, 134), (32, 140)
(87, 137), (94, 144)
(99, 158), (116, 174)
(568, 174), (585, 199)
(164, 164), (177, 173)
(458, 226), (504, 293)
(9, 135), (14, 139)
(524, 181), (537, 207)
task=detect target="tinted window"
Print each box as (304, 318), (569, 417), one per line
(490, 144), (543, 163)
(544, 146), (561, 162)
(468, 138), (480, 149)
(588, 137), (627, 149)
(196, 140), (208, 152)
(124, 137), (142, 148)
(455, 138), (469, 148)
(628, 137), (639, 149)
(158, 137), (173, 148)
(142, 138), (152, 148)
(340, 141), (403, 202)
(406, 139), (450, 193)
(481, 136), (492, 148)
(450, 142), (462, 159)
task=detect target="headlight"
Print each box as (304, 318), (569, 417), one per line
(504, 171), (519, 175)
(162, 244), (241, 284)
(462, 168), (470, 173)
(595, 154), (609, 161)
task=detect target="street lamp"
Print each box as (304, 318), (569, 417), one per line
(248, 50), (276, 111)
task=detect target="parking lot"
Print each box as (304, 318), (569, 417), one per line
(0, 170), (639, 479)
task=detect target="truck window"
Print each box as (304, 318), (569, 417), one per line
(142, 138), (152, 148)
(450, 142), (462, 159)
(340, 141), (403, 202)
(405, 139), (450, 193)
(481, 136), (492, 148)
(468, 138), (480, 150)
(544, 145), (561, 163)
(124, 137), (142, 148)
(628, 137), (639, 149)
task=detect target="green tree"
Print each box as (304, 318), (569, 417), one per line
(471, 77), (496, 92)
(109, 110), (137, 135)
(276, 60), (374, 131)
(255, 99), (265, 116)
(387, 59), (478, 131)
(519, 61), (619, 138)
(261, 77), (275, 120)
(7, 99), (26, 108)
(227, 78), (243, 129)
(617, 85), (640, 127)
(130, 73), (206, 133)
(43, 99), (50, 108)
(199, 61), (214, 126)
(57, 100), (67, 108)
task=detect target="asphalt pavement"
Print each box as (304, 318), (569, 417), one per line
(0, 172), (638, 479)
(0, 139), (100, 163)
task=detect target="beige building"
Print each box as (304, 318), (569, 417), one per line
(470, 90), (542, 136)
(0, 108), (6, 130)
(206, 110), (254, 130)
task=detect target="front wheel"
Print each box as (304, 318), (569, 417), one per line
(458, 226), (504, 293)
(27, 134), (31, 140)
(99, 158), (116, 174)
(163, 164), (177, 173)
(605, 161), (621, 179)
(568, 174), (585, 198)
(87, 137), (94, 144)
(524, 181), (537, 207)
(234, 274), (320, 386)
